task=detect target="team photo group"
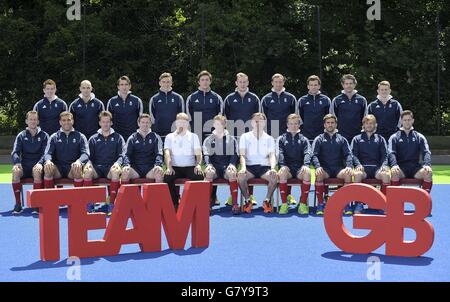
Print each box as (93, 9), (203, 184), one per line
(10, 71), (433, 217)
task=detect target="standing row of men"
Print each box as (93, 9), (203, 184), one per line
(30, 72), (403, 144)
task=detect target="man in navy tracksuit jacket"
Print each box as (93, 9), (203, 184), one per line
(121, 114), (164, 183)
(43, 112), (89, 189)
(106, 76), (143, 140)
(311, 114), (353, 215)
(260, 73), (296, 138)
(388, 110), (433, 193)
(298, 75), (331, 141)
(351, 114), (391, 213)
(367, 81), (403, 142)
(83, 111), (125, 214)
(277, 114), (312, 215)
(223, 73), (260, 137)
(11, 111), (49, 214)
(330, 74), (368, 143)
(33, 79), (68, 135)
(149, 73), (184, 141)
(203, 116), (240, 213)
(69, 80), (105, 139)
(186, 71), (223, 143)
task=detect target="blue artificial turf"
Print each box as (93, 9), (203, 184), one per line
(0, 184), (449, 282)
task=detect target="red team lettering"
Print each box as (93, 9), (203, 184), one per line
(27, 181), (211, 261)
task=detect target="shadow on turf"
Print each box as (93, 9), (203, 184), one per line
(10, 247), (207, 272)
(321, 251), (434, 266)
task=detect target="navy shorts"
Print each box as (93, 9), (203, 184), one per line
(364, 166), (381, 179)
(246, 165), (270, 178)
(213, 165), (228, 179)
(131, 164), (154, 178)
(399, 163), (423, 178)
(21, 165), (34, 179)
(323, 166), (344, 178)
(93, 164), (113, 178)
(56, 164), (71, 178)
(285, 165), (301, 178)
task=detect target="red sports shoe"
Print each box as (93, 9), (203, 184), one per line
(262, 200), (273, 213)
(243, 201), (253, 214)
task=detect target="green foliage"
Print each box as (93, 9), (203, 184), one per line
(0, 0), (449, 135)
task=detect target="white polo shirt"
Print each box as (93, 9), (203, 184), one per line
(164, 130), (201, 167)
(239, 131), (275, 166)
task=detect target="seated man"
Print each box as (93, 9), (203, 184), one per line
(351, 114), (390, 214)
(277, 114), (312, 215)
(121, 114), (164, 184)
(43, 111), (89, 190)
(238, 112), (277, 214)
(388, 110), (432, 193)
(203, 115), (240, 214)
(163, 113), (204, 208)
(311, 114), (353, 216)
(83, 111), (126, 215)
(11, 111), (49, 215)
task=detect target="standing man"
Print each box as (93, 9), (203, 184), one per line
(203, 115), (240, 214)
(277, 114), (312, 215)
(223, 72), (261, 137)
(33, 79), (68, 135)
(43, 112), (89, 189)
(330, 74), (368, 143)
(238, 113), (277, 214)
(311, 114), (353, 216)
(83, 111), (125, 215)
(11, 111), (49, 215)
(351, 114), (391, 214)
(298, 75), (331, 141)
(260, 73), (297, 138)
(149, 72), (184, 142)
(163, 113), (204, 208)
(106, 76), (144, 140)
(186, 70), (224, 142)
(388, 110), (433, 193)
(368, 81), (403, 142)
(69, 80), (105, 139)
(121, 114), (164, 184)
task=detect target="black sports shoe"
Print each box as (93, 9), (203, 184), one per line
(13, 204), (23, 215)
(31, 208), (39, 216)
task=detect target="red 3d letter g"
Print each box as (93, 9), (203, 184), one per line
(324, 184), (434, 257)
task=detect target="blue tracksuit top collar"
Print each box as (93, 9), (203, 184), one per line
(117, 91), (132, 101)
(233, 89), (251, 99)
(196, 88), (215, 97)
(339, 90), (360, 101)
(25, 127), (42, 136)
(57, 128), (76, 136)
(271, 88), (287, 98)
(42, 96), (62, 104)
(286, 130), (302, 139)
(375, 97), (395, 106)
(96, 128), (116, 135)
(359, 132), (378, 141)
(159, 89), (173, 96)
(399, 127), (416, 137)
(323, 130), (339, 140)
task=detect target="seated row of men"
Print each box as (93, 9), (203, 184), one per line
(11, 109), (432, 217)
